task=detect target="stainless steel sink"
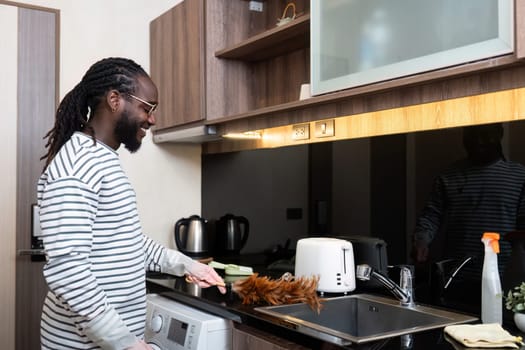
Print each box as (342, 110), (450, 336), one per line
(255, 294), (477, 346)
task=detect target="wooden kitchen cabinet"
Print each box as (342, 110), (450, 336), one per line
(150, 0), (205, 130)
(150, 0), (310, 131)
(152, 0), (525, 148)
(232, 324), (309, 350)
(207, 0), (310, 122)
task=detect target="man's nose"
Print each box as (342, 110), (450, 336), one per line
(148, 113), (156, 126)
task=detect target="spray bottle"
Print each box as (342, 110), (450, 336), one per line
(481, 232), (502, 324)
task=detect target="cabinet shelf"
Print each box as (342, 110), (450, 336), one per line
(215, 14), (310, 61)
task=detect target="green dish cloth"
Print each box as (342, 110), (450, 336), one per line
(209, 261), (254, 276)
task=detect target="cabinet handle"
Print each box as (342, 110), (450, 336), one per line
(17, 249), (45, 256)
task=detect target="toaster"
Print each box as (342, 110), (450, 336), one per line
(294, 237), (356, 293)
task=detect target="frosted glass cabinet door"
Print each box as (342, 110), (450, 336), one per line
(311, 0), (514, 96)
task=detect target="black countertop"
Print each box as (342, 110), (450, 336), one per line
(145, 254), (524, 350)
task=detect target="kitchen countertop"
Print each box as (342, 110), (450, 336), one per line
(145, 254), (524, 350)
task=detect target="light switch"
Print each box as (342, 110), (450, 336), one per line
(314, 120), (335, 138)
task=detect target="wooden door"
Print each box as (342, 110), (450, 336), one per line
(12, 5), (58, 350)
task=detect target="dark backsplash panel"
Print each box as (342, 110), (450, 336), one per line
(201, 135), (408, 263)
(201, 146), (310, 255)
(202, 121), (525, 265)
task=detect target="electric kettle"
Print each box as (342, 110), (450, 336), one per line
(216, 214), (250, 255)
(174, 215), (209, 257)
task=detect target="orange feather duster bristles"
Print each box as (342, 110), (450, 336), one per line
(231, 272), (323, 313)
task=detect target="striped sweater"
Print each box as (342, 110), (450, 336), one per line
(414, 158), (525, 280)
(38, 132), (192, 349)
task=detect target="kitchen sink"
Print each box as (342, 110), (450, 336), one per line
(255, 293), (477, 346)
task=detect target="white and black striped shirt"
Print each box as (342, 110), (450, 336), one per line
(414, 158), (525, 279)
(37, 132), (179, 349)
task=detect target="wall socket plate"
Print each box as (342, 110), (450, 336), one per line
(314, 120), (335, 138)
(292, 123), (310, 140)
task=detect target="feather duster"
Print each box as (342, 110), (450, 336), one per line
(231, 272), (322, 313)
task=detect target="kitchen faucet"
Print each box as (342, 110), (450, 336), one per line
(356, 264), (415, 307)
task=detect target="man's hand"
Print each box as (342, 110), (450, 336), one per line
(412, 241), (429, 263)
(186, 261), (227, 294)
(126, 340), (153, 349)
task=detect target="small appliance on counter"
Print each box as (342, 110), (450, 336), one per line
(294, 237), (356, 294)
(215, 214), (249, 255)
(145, 294), (232, 350)
(174, 215), (211, 258)
(333, 235), (388, 290)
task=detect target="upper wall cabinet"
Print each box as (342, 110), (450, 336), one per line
(150, 0), (310, 131)
(151, 0), (524, 144)
(311, 0), (514, 96)
(150, 0), (204, 130)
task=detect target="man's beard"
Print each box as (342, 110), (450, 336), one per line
(115, 110), (142, 153)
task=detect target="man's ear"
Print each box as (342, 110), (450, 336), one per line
(106, 90), (121, 113)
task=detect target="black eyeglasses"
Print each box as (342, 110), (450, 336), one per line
(127, 93), (158, 116)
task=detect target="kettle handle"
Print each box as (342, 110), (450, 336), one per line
(238, 216), (250, 248)
(188, 214), (206, 223)
(174, 218), (188, 250)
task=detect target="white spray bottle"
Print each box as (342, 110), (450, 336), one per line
(481, 232), (502, 324)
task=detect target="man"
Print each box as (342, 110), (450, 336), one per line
(412, 123), (525, 308)
(38, 57), (225, 350)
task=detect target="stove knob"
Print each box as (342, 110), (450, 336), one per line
(150, 315), (163, 333)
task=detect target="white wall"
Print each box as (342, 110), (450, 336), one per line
(9, 0), (200, 249)
(0, 5), (18, 349)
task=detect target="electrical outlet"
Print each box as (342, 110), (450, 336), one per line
(292, 124), (310, 140)
(248, 1), (263, 12)
(314, 120), (335, 138)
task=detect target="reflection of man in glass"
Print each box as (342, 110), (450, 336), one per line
(412, 123), (525, 307)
